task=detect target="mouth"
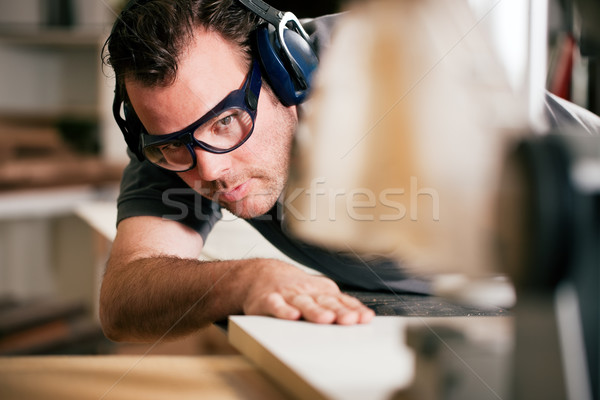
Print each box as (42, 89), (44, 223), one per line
(215, 180), (251, 203)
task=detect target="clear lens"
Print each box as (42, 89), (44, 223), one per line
(194, 108), (253, 149)
(142, 107), (254, 172)
(144, 139), (193, 171)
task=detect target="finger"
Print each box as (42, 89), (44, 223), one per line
(262, 292), (301, 320)
(338, 294), (364, 309)
(316, 295), (360, 325)
(290, 294), (336, 324)
(324, 293), (375, 324)
(337, 294), (375, 324)
(358, 307), (375, 324)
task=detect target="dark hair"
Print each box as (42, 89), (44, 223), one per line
(103, 0), (261, 99)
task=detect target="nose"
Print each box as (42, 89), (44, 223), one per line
(193, 147), (232, 182)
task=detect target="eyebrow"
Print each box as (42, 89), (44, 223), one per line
(141, 60), (261, 141)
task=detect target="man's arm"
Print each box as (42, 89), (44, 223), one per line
(99, 216), (374, 342)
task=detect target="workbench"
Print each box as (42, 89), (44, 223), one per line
(0, 290), (512, 400)
(0, 354), (288, 399)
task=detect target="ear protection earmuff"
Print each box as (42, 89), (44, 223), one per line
(112, 0), (318, 161)
(237, 0), (318, 106)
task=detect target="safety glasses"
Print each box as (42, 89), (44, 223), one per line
(140, 60), (262, 172)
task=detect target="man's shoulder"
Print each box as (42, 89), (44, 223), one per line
(118, 151), (222, 239)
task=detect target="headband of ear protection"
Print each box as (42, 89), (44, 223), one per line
(111, 0), (151, 161)
(112, 0), (318, 161)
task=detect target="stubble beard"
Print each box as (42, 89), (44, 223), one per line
(218, 167), (287, 219)
(188, 89), (296, 219)
(204, 134), (293, 220)
(223, 95), (296, 219)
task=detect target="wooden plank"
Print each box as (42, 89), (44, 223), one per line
(228, 316), (415, 400)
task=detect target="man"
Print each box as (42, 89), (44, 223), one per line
(101, 0), (600, 343)
(100, 0), (383, 343)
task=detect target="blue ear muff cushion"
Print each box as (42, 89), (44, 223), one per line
(255, 24), (317, 106)
(255, 25), (297, 106)
(282, 28), (318, 89)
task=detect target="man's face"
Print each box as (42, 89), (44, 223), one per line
(126, 27), (298, 219)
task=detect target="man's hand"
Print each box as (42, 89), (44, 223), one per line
(243, 260), (375, 325)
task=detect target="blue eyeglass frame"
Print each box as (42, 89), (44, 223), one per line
(140, 60), (262, 170)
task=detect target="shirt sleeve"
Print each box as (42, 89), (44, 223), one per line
(117, 150), (222, 242)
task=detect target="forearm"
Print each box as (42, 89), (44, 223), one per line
(99, 256), (261, 342)
(100, 252), (375, 343)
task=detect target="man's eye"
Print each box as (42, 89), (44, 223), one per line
(218, 115), (233, 126)
(160, 141), (185, 151)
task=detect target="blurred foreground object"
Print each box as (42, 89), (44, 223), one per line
(406, 132), (599, 400)
(498, 130), (599, 400)
(285, 0), (524, 277)
(284, 0), (599, 398)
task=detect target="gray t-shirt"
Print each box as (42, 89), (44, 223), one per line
(116, 15), (600, 294)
